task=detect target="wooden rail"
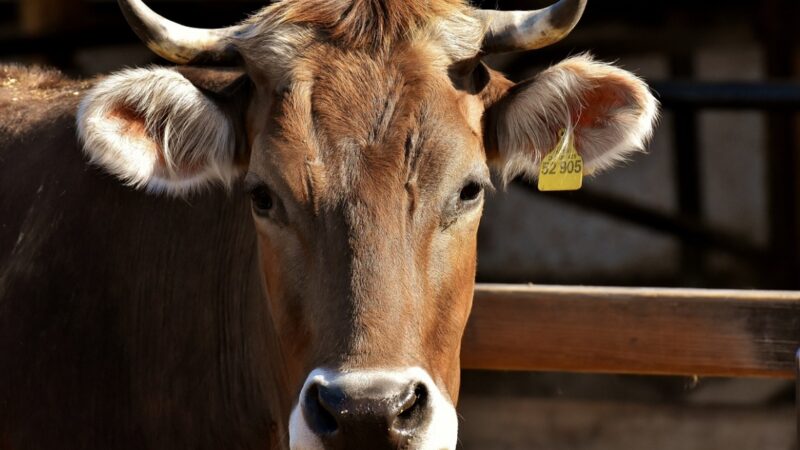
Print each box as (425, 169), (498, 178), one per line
(462, 284), (800, 379)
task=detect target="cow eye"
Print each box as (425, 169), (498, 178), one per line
(441, 178), (487, 228)
(250, 185), (274, 216)
(459, 181), (484, 203)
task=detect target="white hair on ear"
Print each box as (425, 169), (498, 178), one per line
(494, 54), (659, 186)
(77, 67), (239, 196)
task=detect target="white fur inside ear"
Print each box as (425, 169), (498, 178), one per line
(77, 67), (240, 196)
(493, 54), (660, 185)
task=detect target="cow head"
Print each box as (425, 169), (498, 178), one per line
(77, 0), (658, 448)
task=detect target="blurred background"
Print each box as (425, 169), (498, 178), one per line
(2, 0), (798, 448)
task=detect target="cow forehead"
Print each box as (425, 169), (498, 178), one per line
(253, 45), (485, 209)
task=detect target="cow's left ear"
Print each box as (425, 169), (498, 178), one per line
(78, 67), (251, 196)
(484, 55), (659, 184)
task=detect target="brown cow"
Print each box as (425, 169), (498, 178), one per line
(0, 0), (658, 449)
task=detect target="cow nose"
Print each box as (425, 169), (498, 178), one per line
(302, 376), (432, 447)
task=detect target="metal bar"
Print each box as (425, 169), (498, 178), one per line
(669, 53), (705, 285)
(653, 82), (800, 110)
(762, 0), (800, 290)
(463, 284), (800, 378)
(514, 181), (766, 261)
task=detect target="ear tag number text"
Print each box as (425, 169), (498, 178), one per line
(538, 129), (584, 192)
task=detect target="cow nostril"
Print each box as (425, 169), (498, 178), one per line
(300, 375), (434, 444)
(398, 383), (427, 419)
(393, 382), (429, 433)
(303, 383), (338, 435)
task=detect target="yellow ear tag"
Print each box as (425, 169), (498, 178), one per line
(538, 128), (584, 192)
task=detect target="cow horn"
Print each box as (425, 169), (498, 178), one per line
(476, 0), (587, 54)
(118, 0), (245, 65)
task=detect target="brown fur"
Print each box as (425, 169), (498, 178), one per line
(237, 32), (491, 417)
(0, 71), (280, 449)
(0, 65), (91, 138)
(252, 0), (469, 50)
(3, 1), (657, 448)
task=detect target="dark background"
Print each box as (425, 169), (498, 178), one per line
(2, 0), (799, 448)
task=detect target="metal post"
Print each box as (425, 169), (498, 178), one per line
(669, 52), (705, 286)
(761, 0), (800, 290)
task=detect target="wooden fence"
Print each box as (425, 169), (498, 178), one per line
(464, 285), (800, 378)
(463, 284), (800, 446)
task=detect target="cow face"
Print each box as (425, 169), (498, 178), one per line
(77, 0), (658, 449)
(243, 44), (488, 450)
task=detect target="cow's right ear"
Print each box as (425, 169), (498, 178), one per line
(77, 67), (251, 196)
(481, 55), (658, 185)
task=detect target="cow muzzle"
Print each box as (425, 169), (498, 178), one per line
(289, 368), (458, 450)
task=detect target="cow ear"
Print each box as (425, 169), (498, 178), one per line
(78, 67), (251, 196)
(484, 55), (659, 184)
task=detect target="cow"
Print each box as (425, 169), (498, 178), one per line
(0, 0), (658, 449)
